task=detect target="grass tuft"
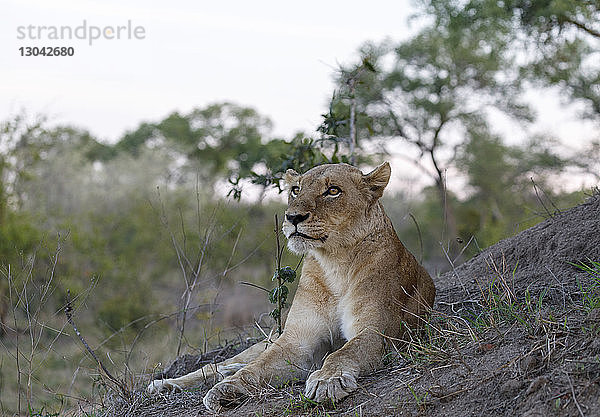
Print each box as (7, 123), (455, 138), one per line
(572, 260), (600, 311)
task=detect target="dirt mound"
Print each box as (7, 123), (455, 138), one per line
(104, 194), (600, 417)
(437, 192), (600, 297)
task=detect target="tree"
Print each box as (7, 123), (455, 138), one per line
(326, 18), (531, 247)
(509, 0), (599, 118)
(116, 103), (359, 200)
(239, 134), (359, 199)
(0, 113), (52, 212)
(419, 0), (600, 189)
(317, 57), (378, 165)
(0, 113), (49, 331)
(421, 0), (600, 119)
(116, 102), (274, 187)
(499, 0), (599, 40)
(456, 123), (569, 245)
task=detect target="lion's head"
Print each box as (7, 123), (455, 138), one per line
(282, 162), (391, 254)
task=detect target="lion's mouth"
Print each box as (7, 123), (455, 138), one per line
(290, 231), (328, 242)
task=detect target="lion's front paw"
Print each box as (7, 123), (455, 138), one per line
(203, 378), (249, 413)
(146, 378), (183, 395)
(305, 369), (358, 404)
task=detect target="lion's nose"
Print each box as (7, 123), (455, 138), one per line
(286, 213), (309, 226)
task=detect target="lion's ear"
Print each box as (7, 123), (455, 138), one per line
(363, 162), (391, 200)
(284, 169), (300, 185)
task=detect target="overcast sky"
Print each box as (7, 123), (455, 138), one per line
(1, 0), (597, 194)
(1, 0), (423, 142)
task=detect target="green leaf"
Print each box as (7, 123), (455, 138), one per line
(269, 288), (278, 304)
(279, 285), (289, 304)
(279, 266), (296, 283)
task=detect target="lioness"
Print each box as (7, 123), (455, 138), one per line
(148, 162), (436, 412)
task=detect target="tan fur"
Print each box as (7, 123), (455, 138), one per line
(147, 162), (436, 412)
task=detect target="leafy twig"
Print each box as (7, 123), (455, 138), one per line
(269, 215), (297, 336)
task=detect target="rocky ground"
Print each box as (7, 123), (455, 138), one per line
(101, 192), (600, 417)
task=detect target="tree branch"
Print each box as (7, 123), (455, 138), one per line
(563, 17), (600, 39)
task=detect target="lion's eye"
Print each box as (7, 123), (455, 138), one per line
(290, 186), (300, 197)
(325, 186), (342, 196)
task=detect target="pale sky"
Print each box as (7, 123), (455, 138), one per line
(2, 0), (420, 142)
(1, 0), (597, 193)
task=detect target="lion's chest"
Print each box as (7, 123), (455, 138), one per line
(322, 265), (348, 298)
(315, 256), (358, 342)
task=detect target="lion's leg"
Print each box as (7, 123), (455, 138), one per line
(202, 298), (334, 412)
(304, 328), (384, 404)
(147, 338), (275, 394)
(304, 291), (395, 405)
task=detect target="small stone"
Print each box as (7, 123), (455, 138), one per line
(587, 308), (600, 322)
(526, 376), (549, 395)
(500, 379), (522, 395)
(477, 343), (495, 353)
(522, 355), (539, 374)
(521, 409), (546, 417)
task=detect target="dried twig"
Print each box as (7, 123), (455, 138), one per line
(408, 212), (424, 264)
(451, 339), (472, 372)
(530, 177), (561, 218)
(565, 371), (585, 417)
(274, 214), (284, 336)
(7, 265), (22, 415)
(64, 289), (130, 398)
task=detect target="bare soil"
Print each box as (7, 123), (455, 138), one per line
(103, 193), (600, 417)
